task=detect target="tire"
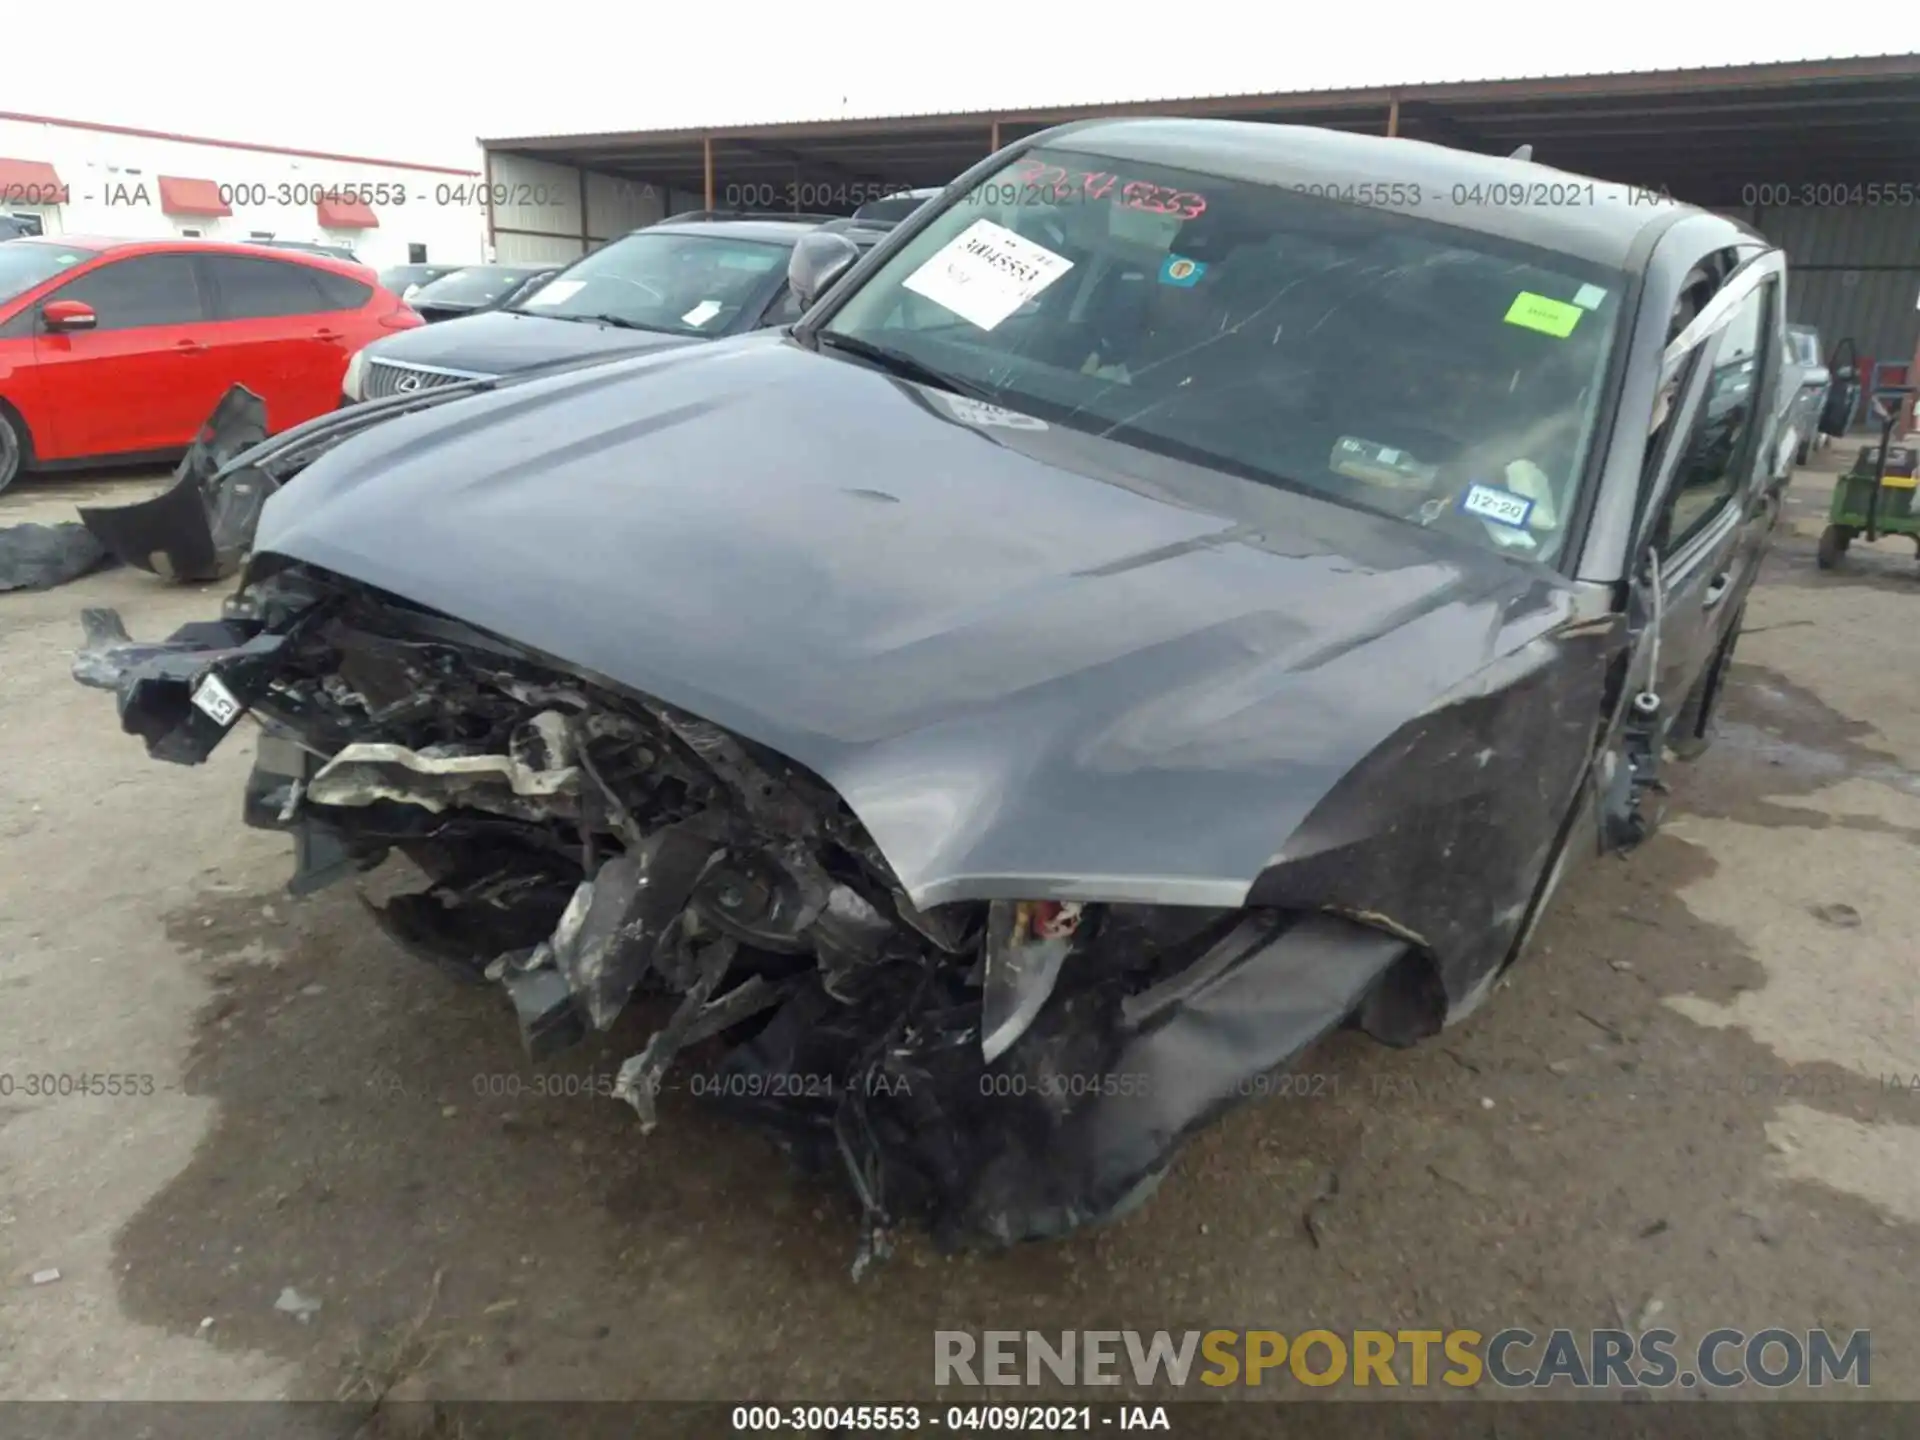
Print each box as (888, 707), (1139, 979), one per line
(0, 405), (24, 496)
(1817, 524), (1851, 570)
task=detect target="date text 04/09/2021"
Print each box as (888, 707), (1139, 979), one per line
(1286, 181), (1674, 208)
(730, 1404), (1173, 1431)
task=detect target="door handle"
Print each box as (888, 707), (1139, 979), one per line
(174, 339), (207, 354)
(314, 329), (342, 341)
(1703, 572), (1732, 608)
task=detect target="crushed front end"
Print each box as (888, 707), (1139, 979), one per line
(75, 564), (1411, 1269)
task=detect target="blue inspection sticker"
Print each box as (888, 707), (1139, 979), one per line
(1460, 483), (1534, 529)
(1159, 255), (1207, 287)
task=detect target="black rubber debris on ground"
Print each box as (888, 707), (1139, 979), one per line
(0, 521), (116, 592)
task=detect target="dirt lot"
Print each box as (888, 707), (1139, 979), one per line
(3, 455), (1917, 1415)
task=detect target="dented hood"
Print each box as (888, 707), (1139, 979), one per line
(254, 333), (1581, 909)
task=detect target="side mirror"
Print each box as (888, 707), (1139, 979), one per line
(42, 299), (98, 333)
(787, 231), (862, 313)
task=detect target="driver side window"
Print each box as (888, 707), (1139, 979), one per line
(1656, 279), (1773, 555)
(51, 255), (207, 331)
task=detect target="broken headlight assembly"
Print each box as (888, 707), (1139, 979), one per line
(981, 900), (1085, 1063)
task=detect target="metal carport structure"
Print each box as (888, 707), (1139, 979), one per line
(480, 55), (1920, 395)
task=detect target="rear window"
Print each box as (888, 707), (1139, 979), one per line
(206, 255), (331, 319)
(0, 241), (97, 305)
(312, 268), (374, 310)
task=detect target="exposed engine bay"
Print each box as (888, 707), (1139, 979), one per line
(75, 564), (1417, 1274)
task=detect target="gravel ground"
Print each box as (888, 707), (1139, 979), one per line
(2, 453), (1916, 1423)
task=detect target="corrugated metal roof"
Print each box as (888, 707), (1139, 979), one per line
(480, 52), (1919, 145)
(473, 51), (1920, 249)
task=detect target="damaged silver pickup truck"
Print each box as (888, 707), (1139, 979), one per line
(73, 119), (1790, 1269)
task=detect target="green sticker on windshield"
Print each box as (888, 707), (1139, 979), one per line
(1504, 291), (1583, 338)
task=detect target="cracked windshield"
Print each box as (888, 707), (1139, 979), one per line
(823, 147), (1626, 561)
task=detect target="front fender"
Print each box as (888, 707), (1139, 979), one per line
(1247, 610), (1622, 1005)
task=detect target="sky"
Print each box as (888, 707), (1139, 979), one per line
(4, 6), (1876, 169)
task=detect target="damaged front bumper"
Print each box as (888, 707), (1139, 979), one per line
(78, 378), (506, 584)
(74, 569), (1412, 1265)
(78, 387), (272, 583)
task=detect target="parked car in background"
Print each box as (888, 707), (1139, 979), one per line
(0, 237), (419, 492)
(404, 264), (559, 323)
(378, 263), (461, 301)
(851, 188), (942, 224)
(76, 119), (1790, 1258)
(340, 214), (894, 402)
(497, 268), (560, 310)
(1781, 323), (1831, 464)
(255, 238), (362, 264)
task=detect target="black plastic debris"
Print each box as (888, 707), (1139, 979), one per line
(0, 521), (113, 593)
(77, 385), (271, 582)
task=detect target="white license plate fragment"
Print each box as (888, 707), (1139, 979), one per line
(191, 673), (245, 727)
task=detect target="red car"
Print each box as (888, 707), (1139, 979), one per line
(0, 237), (420, 493)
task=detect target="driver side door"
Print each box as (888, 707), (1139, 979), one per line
(31, 252), (216, 459)
(1646, 267), (1782, 723)
(1595, 247), (1785, 854)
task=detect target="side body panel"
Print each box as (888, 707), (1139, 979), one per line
(28, 253), (217, 457)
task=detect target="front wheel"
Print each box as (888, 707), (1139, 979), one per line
(1817, 524), (1851, 570)
(0, 406), (24, 496)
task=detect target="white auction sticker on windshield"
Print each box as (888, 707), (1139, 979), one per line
(1461, 483), (1534, 529)
(901, 219), (1074, 332)
(681, 299), (723, 327)
(524, 279), (585, 308)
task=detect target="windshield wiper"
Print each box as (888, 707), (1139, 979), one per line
(816, 332), (996, 401)
(529, 311), (668, 333)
